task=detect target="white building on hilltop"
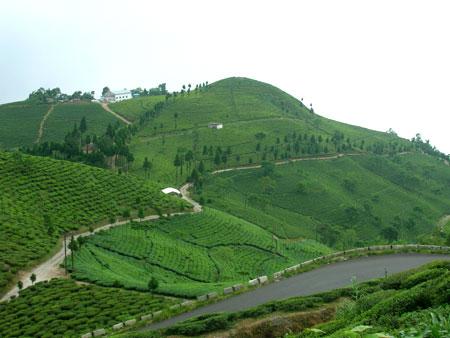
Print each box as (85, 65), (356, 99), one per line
(102, 89), (132, 102)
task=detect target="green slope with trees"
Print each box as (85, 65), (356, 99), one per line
(0, 102), (51, 149)
(0, 151), (187, 296)
(109, 95), (165, 122)
(197, 153), (450, 248)
(41, 101), (122, 143)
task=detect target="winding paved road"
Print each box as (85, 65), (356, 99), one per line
(143, 253), (450, 331)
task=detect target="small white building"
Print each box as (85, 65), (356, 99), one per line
(208, 122), (223, 129)
(161, 187), (182, 196)
(102, 89), (132, 102)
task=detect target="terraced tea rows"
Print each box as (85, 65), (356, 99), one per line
(0, 151), (186, 295)
(0, 102), (51, 148)
(72, 208), (331, 298)
(0, 279), (176, 338)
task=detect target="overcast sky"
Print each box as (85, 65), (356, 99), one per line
(1, 0), (449, 153)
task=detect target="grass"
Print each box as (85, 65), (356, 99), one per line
(0, 101), (51, 149)
(0, 151), (187, 296)
(109, 95), (166, 122)
(130, 260), (450, 337)
(197, 153), (450, 246)
(127, 77), (412, 185)
(71, 208), (331, 298)
(0, 279), (177, 338)
(41, 101), (123, 143)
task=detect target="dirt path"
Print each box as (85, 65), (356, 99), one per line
(35, 105), (54, 143)
(212, 153), (353, 174)
(99, 102), (132, 125)
(180, 183), (202, 212)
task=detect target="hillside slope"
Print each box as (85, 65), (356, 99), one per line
(41, 101), (123, 143)
(0, 151), (186, 296)
(199, 153), (450, 246)
(128, 77), (411, 185)
(0, 100), (123, 149)
(0, 102), (51, 148)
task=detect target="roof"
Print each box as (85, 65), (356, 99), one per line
(112, 89), (131, 95)
(161, 187), (181, 195)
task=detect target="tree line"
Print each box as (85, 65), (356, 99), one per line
(23, 118), (136, 172)
(28, 87), (95, 104)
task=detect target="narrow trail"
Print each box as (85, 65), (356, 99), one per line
(212, 153), (355, 174)
(35, 105), (54, 143)
(99, 102), (132, 125)
(0, 189), (200, 302)
(438, 215), (450, 232)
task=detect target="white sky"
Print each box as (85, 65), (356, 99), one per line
(1, 0), (449, 153)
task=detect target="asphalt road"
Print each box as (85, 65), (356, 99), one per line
(144, 253), (450, 331)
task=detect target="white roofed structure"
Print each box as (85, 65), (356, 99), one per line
(161, 187), (182, 196)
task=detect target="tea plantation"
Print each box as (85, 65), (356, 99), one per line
(198, 153), (450, 247)
(0, 278), (176, 338)
(128, 77), (411, 185)
(71, 208), (331, 298)
(0, 102), (51, 148)
(0, 151), (187, 296)
(109, 95), (165, 122)
(41, 101), (123, 143)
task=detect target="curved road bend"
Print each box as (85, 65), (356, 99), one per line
(143, 253), (450, 331)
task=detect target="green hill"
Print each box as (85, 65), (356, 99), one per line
(127, 77), (411, 185)
(198, 153), (450, 247)
(70, 208), (330, 298)
(0, 102), (51, 148)
(0, 151), (187, 296)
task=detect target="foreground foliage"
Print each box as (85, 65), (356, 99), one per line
(0, 279), (176, 338)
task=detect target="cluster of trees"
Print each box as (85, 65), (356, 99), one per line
(28, 87), (94, 104)
(128, 83), (167, 97)
(138, 101), (165, 127)
(411, 133), (449, 160)
(23, 118), (136, 171)
(164, 81), (209, 102)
